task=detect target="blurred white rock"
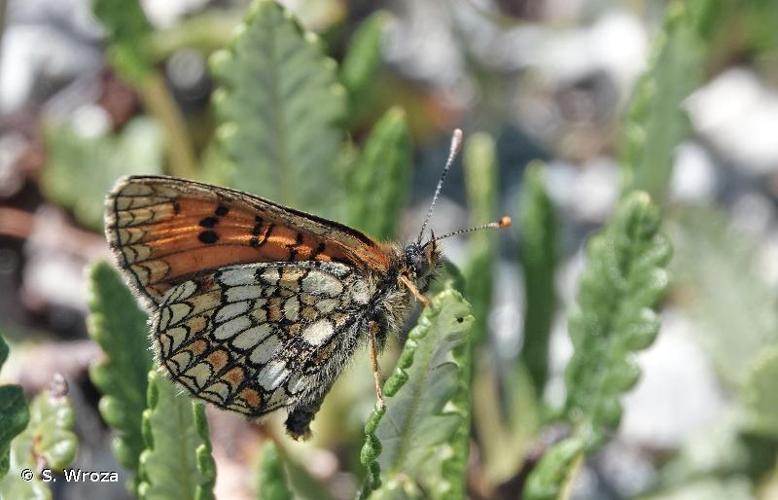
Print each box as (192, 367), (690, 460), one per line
(543, 158), (619, 223)
(386, 1), (646, 105)
(544, 316), (570, 408)
(543, 249), (583, 406)
(670, 142), (718, 203)
(22, 207), (90, 312)
(758, 229), (778, 289)
(491, 262), (523, 360)
(572, 157), (620, 222)
(543, 161), (578, 212)
(385, 0), (463, 87)
(1, 0), (102, 113)
(594, 441), (657, 497)
(531, 11), (647, 98)
(0, 133), (29, 197)
(620, 310), (726, 449)
(0, 26), (101, 113)
(686, 68), (778, 174)
(731, 191), (774, 239)
(71, 104), (112, 138)
(141, 0), (210, 28)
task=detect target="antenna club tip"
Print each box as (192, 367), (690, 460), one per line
(450, 129), (464, 154)
(498, 216), (512, 228)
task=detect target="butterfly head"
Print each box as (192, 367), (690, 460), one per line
(398, 128), (512, 304)
(403, 238), (440, 283)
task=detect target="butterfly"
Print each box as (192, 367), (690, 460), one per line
(103, 129), (510, 439)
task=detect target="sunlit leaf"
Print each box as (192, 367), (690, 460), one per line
(360, 288), (473, 498)
(137, 371), (216, 500)
(621, 2), (704, 201)
(42, 118), (163, 230)
(742, 345), (778, 438)
(257, 443), (293, 500)
(0, 333), (28, 479)
(0, 383), (77, 500)
(518, 162), (559, 395)
(564, 192), (671, 446)
(347, 107), (411, 239)
(92, 0), (153, 82)
(210, 0), (347, 218)
(86, 262), (152, 485)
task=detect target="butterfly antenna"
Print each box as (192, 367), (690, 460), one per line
(432, 216), (512, 242)
(417, 129), (464, 244)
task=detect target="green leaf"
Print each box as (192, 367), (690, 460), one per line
(0, 383), (78, 500)
(748, 0), (778, 50)
(346, 107), (412, 239)
(690, 0), (778, 56)
(518, 162), (559, 395)
(669, 207), (778, 387)
(742, 344), (778, 438)
(640, 477), (755, 500)
(473, 361), (539, 485)
(340, 11), (388, 122)
(620, 1), (704, 202)
(24, 386), (78, 470)
(257, 443), (293, 500)
(523, 437), (584, 500)
(147, 11), (241, 63)
(0, 333), (28, 479)
(41, 117), (164, 230)
(0, 387), (27, 479)
(0, 336), (6, 368)
(563, 192), (671, 447)
(0, 465), (49, 500)
(360, 288), (474, 498)
(137, 370), (216, 500)
(437, 316), (474, 500)
(210, 0), (347, 217)
(86, 262), (152, 481)
(92, 0), (153, 82)
(193, 403), (217, 500)
(462, 132), (498, 348)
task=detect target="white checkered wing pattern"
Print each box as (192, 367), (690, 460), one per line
(150, 261), (374, 417)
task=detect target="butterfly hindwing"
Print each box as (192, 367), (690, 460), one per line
(151, 260), (375, 424)
(105, 175), (391, 309)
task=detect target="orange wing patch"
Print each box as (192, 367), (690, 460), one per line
(105, 175), (392, 308)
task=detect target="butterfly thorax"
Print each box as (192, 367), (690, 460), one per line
(369, 241), (441, 340)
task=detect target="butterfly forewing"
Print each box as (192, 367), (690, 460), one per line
(105, 175), (391, 309)
(151, 261), (375, 417)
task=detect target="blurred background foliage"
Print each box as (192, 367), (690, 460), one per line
(0, 0), (777, 499)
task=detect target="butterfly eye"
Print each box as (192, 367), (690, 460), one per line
(403, 244), (426, 277)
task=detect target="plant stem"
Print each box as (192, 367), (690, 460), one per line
(138, 73), (198, 178)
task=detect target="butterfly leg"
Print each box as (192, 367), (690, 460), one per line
(368, 321), (385, 408)
(398, 274), (430, 306)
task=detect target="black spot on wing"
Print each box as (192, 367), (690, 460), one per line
(199, 216), (218, 228)
(199, 231), (219, 244)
